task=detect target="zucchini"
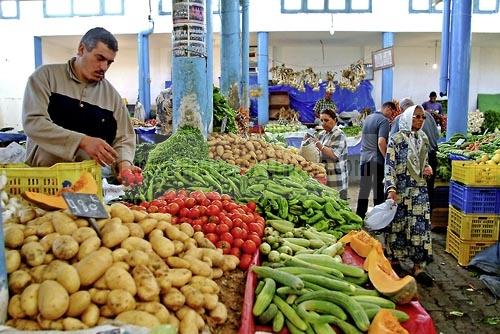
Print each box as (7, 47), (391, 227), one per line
(286, 320), (306, 334)
(253, 278), (276, 316)
(294, 254), (365, 278)
(327, 316), (363, 334)
(272, 310), (285, 332)
(303, 281), (324, 291)
(277, 266), (339, 279)
(364, 308), (410, 322)
(257, 303), (278, 324)
(311, 322), (336, 334)
(351, 295), (396, 309)
(273, 295), (308, 331)
(255, 280), (265, 295)
(298, 274), (356, 294)
(295, 291), (370, 332)
(280, 254), (344, 277)
(276, 286), (310, 296)
(342, 273), (369, 285)
(298, 300), (347, 321)
(286, 294), (298, 304)
(349, 286), (380, 297)
(252, 266), (304, 290)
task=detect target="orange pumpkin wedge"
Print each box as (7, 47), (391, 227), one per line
(368, 309), (409, 334)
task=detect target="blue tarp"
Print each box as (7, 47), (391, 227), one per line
(250, 80), (376, 123)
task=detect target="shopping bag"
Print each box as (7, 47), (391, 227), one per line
(364, 199), (397, 231)
(299, 137), (320, 163)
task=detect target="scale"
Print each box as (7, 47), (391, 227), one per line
(62, 193), (109, 237)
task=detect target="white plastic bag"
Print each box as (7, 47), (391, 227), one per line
(364, 199), (397, 231)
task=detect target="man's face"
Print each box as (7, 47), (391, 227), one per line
(430, 95), (437, 103)
(382, 106), (394, 118)
(325, 91), (332, 100)
(77, 41), (116, 83)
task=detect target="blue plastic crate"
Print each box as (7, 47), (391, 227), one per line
(286, 136), (303, 148)
(449, 153), (471, 161)
(450, 181), (500, 214)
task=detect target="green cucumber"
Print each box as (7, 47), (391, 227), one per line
(273, 295), (307, 331)
(349, 286), (380, 297)
(268, 219), (295, 233)
(326, 316), (363, 334)
(298, 274), (356, 294)
(311, 322), (336, 334)
(276, 286), (311, 296)
(364, 308), (410, 322)
(252, 266), (304, 290)
(283, 237), (311, 247)
(277, 266), (340, 279)
(294, 254), (366, 278)
(342, 273), (369, 285)
(298, 300), (347, 321)
(253, 278), (276, 316)
(351, 295), (396, 309)
(280, 254), (344, 278)
(273, 310), (285, 332)
(255, 280), (265, 295)
(257, 303), (278, 324)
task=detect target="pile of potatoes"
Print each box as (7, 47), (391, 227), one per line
(3, 203), (239, 333)
(208, 133), (326, 178)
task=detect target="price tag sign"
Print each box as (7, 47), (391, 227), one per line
(221, 116), (228, 133)
(62, 193), (109, 219)
(454, 138), (465, 147)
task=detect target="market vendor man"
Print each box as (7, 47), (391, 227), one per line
(313, 90), (337, 125)
(22, 27), (140, 183)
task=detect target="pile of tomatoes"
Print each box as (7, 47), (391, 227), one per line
(136, 189), (264, 270)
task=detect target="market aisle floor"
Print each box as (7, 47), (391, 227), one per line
(347, 183), (500, 334)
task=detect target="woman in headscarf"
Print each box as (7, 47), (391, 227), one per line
(384, 105), (434, 285)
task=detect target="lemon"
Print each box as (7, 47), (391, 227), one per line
(492, 153), (500, 163)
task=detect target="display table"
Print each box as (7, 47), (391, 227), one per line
(241, 247), (437, 334)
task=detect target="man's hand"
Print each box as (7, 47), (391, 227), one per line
(117, 161), (143, 186)
(423, 166), (433, 177)
(387, 190), (398, 202)
(79, 136), (118, 166)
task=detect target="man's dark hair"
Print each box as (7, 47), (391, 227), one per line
(80, 27), (118, 52)
(429, 91), (437, 98)
(382, 101), (397, 111)
(320, 109), (337, 120)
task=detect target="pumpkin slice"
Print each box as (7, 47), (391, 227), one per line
(368, 309), (409, 334)
(23, 171), (98, 210)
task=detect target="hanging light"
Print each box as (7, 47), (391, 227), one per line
(432, 40), (438, 70)
(329, 14), (335, 36)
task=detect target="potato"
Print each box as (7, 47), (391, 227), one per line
(180, 285), (205, 309)
(126, 250), (150, 267)
(5, 226), (25, 248)
(165, 225), (189, 242)
(184, 247), (203, 260)
(194, 232), (215, 249)
(38, 280), (69, 320)
(42, 260), (66, 280)
(52, 235), (79, 260)
(112, 248), (129, 262)
(89, 289), (110, 305)
(211, 268), (224, 279)
(20, 283), (40, 316)
(37, 316), (64, 330)
(201, 248), (224, 267)
(125, 223), (145, 238)
(149, 228), (163, 239)
(12, 319), (42, 330)
(74, 218), (89, 228)
(43, 253), (55, 264)
(121, 236), (153, 253)
(148, 252), (169, 273)
(183, 255), (212, 277)
(102, 223), (130, 248)
(148, 212), (171, 222)
(156, 220), (170, 232)
(132, 265), (159, 301)
(167, 256), (190, 269)
(190, 276), (220, 294)
(81, 303), (100, 327)
(105, 266), (137, 295)
(100, 304), (115, 317)
(63, 317), (88, 330)
(72, 227), (97, 243)
(56, 263), (80, 293)
(164, 268), (192, 288)
(115, 310), (160, 328)
(179, 308), (202, 334)
(8, 294), (26, 319)
(30, 265), (46, 283)
(150, 235), (175, 258)
(67, 291), (91, 317)
(107, 289), (136, 314)
(139, 218), (158, 234)
(156, 275), (172, 294)
(110, 203), (134, 224)
(203, 293), (218, 310)
(6, 249), (21, 273)
(133, 209), (148, 222)
(51, 212), (78, 235)
(77, 236), (101, 260)
(36, 221), (54, 237)
(162, 287), (185, 311)
(179, 223), (194, 237)
(221, 254), (239, 271)
(96, 218), (110, 230)
(8, 270), (32, 294)
(74, 248), (113, 286)
(39, 232), (60, 252)
(23, 226), (37, 238)
(173, 240), (184, 254)
(93, 275), (108, 289)
(136, 302), (170, 324)
(208, 302), (228, 325)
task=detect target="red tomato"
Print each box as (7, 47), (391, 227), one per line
(204, 223), (217, 234)
(248, 223), (262, 235)
(229, 247), (241, 257)
(206, 191), (221, 201)
(147, 205), (159, 213)
(179, 207), (190, 217)
(191, 219), (203, 226)
(232, 218), (243, 228)
(205, 233), (219, 244)
(247, 233), (262, 247)
(163, 190), (177, 201)
(166, 202), (180, 215)
(208, 216), (219, 224)
(189, 207), (201, 219)
(206, 205), (220, 216)
(239, 254), (253, 270)
(216, 240), (231, 254)
(172, 198), (184, 209)
(139, 201), (150, 209)
(231, 227), (244, 239)
(197, 205), (207, 216)
(236, 208), (246, 215)
(221, 194), (232, 201)
(158, 206), (168, 213)
(220, 216), (232, 227)
(246, 201), (257, 212)
(225, 202), (239, 212)
(177, 189), (188, 197)
(151, 199), (166, 208)
(184, 197), (196, 209)
(129, 205), (146, 212)
(190, 191), (206, 204)
(171, 216), (178, 224)
(256, 216), (265, 225)
(193, 224), (203, 232)
(242, 214), (254, 224)
(242, 240), (257, 254)
(215, 224), (230, 235)
(212, 200), (223, 209)
(233, 238), (244, 248)
(202, 198), (211, 206)
(220, 232), (234, 245)
(200, 216), (208, 224)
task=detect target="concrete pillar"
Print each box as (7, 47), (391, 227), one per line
(172, 1), (209, 137)
(206, 0), (213, 132)
(241, 0), (250, 109)
(137, 22), (154, 119)
(381, 32), (394, 103)
(257, 32), (269, 125)
(220, 0), (240, 98)
(447, 0), (472, 140)
(439, 0), (451, 96)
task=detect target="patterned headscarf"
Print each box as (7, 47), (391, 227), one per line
(398, 105), (427, 180)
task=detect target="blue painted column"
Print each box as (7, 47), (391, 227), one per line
(447, 0), (472, 140)
(439, 0), (451, 96)
(137, 20), (154, 119)
(206, 0), (214, 132)
(34, 36), (42, 68)
(220, 0), (240, 98)
(257, 32), (269, 125)
(172, 1), (209, 137)
(381, 32), (394, 103)
(241, 0), (250, 109)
